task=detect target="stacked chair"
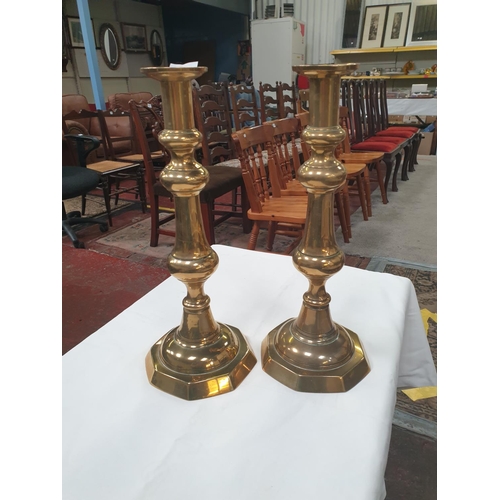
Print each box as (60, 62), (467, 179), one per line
(342, 79), (411, 193)
(232, 118), (352, 251)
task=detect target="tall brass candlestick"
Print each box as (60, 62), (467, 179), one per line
(262, 64), (370, 392)
(142, 67), (256, 400)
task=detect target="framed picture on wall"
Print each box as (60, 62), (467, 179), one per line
(383, 3), (411, 47)
(121, 23), (148, 52)
(406, 0), (437, 46)
(360, 6), (387, 49)
(67, 16), (95, 48)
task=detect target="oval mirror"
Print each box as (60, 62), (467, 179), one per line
(150, 29), (163, 66)
(99, 23), (121, 70)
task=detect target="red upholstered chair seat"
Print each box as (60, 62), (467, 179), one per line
(387, 126), (419, 133)
(364, 136), (405, 145)
(376, 129), (414, 138)
(351, 141), (399, 153)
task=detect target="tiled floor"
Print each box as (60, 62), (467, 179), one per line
(62, 199), (436, 499)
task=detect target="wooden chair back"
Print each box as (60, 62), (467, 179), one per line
(232, 124), (282, 212)
(259, 82), (281, 122)
(295, 111), (310, 160)
(192, 85), (235, 166)
(277, 81), (298, 118)
(265, 117), (301, 188)
(229, 83), (260, 130)
(98, 108), (136, 160)
(129, 100), (175, 244)
(298, 89), (309, 112)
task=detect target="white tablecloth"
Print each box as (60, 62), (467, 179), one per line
(387, 98), (437, 116)
(63, 245), (436, 500)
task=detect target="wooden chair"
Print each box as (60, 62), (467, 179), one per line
(264, 117), (351, 243)
(100, 107), (167, 207)
(62, 109), (146, 227)
(338, 106), (388, 206)
(295, 111), (310, 161)
(297, 89), (309, 112)
(277, 81), (298, 118)
(377, 79), (422, 176)
(342, 79), (407, 194)
(192, 86), (248, 230)
(229, 83), (260, 130)
(259, 82), (281, 122)
(232, 124), (307, 252)
(192, 85), (237, 167)
(129, 100), (249, 247)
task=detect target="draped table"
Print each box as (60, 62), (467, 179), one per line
(63, 245), (437, 500)
(387, 97), (437, 117)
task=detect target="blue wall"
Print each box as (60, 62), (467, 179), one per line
(162, 2), (249, 80)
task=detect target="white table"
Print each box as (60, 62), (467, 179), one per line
(63, 245), (436, 500)
(387, 98), (437, 117)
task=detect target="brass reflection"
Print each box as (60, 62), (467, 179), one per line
(261, 64), (370, 392)
(142, 67), (256, 400)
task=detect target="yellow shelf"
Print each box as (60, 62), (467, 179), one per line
(390, 74), (437, 79)
(331, 45), (437, 55)
(341, 76), (390, 80)
(342, 74), (436, 80)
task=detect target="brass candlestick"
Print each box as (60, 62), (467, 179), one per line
(262, 64), (370, 392)
(142, 67), (256, 400)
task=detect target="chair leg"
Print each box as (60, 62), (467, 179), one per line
(355, 175), (368, 221)
(383, 158), (394, 195)
(363, 168), (372, 217)
(392, 152), (403, 192)
(410, 135), (421, 170)
(200, 201), (216, 245)
(374, 161), (388, 204)
(248, 221), (260, 250)
(240, 184), (252, 234)
(81, 194), (87, 215)
(266, 221), (277, 252)
(101, 176), (113, 227)
(335, 192), (349, 244)
(401, 144), (411, 181)
(150, 194), (160, 247)
(342, 184), (352, 239)
(137, 168), (147, 213)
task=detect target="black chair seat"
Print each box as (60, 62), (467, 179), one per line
(62, 135), (109, 248)
(153, 164), (242, 203)
(63, 166), (100, 200)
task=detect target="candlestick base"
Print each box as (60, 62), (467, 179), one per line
(146, 323), (257, 400)
(262, 318), (370, 393)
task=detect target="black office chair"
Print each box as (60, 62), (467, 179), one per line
(63, 134), (108, 248)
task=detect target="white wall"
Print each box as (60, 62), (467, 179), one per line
(63, 0), (165, 104)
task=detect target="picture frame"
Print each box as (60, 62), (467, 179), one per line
(121, 23), (148, 52)
(360, 5), (387, 49)
(383, 3), (411, 48)
(405, 0), (437, 46)
(67, 16), (95, 48)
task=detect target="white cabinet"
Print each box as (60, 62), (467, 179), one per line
(251, 17), (306, 85)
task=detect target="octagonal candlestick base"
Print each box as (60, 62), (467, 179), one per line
(142, 66), (256, 400)
(261, 64), (370, 393)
